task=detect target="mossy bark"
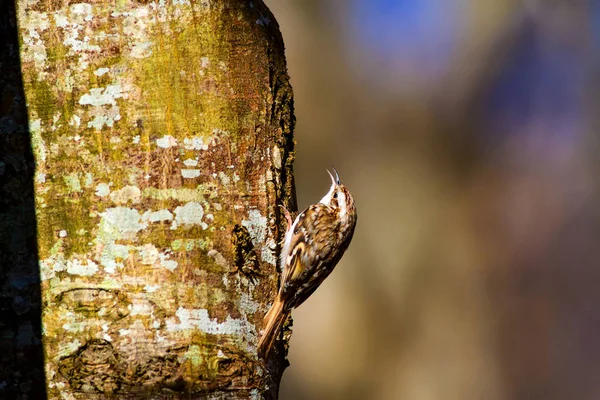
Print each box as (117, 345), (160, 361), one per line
(6, 0), (295, 398)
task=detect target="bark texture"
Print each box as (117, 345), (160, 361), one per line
(3, 0), (295, 398)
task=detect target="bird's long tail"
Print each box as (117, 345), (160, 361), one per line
(258, 295), (288, 358)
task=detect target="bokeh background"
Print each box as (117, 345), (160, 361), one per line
(263, 1), (600, 399)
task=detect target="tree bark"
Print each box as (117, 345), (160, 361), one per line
(3, 0), (295, 398)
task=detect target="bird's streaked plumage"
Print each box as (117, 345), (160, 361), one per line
(258, 168), (357, 358)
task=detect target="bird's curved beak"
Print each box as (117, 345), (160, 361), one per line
(326, 169), (336, 186)
(331, 166), (340, 184)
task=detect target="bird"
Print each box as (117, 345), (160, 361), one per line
(258, 167), (357, 358)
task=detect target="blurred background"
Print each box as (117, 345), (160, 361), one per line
(263, 1), (600, 399)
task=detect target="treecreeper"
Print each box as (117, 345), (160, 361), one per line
(259, 168), (358, 358)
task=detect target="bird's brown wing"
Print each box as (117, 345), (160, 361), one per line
(279, 204), (340, 308)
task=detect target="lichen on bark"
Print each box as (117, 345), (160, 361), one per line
(14, 0), (295, 398)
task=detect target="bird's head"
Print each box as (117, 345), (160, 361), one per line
(319, 167), (357, 225)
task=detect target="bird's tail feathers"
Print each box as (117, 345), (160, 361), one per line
(258, 296), (288, 358)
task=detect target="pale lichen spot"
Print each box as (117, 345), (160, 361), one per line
(200, 56), (210, 68)
(133, 135), (141, 144)
(30, 119), (46, 163)
(272, 145), (282, 169)
(262, 238), (277, 266)
(183, 136), (210, 150)
(159, 251), (178, 272)
(56, 340), (83, 361)
(138, 244), (160, 265)
(181, 169), (201, 179)
(79, 85), (124, 107)
(182, 345), (203, 371)
(171, 239), (196, 251)
(61, 70), (74, 93)
(130, 302), (153, 316)
(141, 209), (173, 223)
(174, 202), (204, 226)
(94, 67), (110, 76)
(165, 307), (257, 344)
(69, 115), (81, 127)
(20, 14), (49, 74)
(99, 207), (146, 240)
(242, 209), (276, 265)
(78, 85), (124, 130)
(144, 284), (160, 293)
(242, 209), (268, 246)
(54, 12), (68, 28)
(24, 11), (50, 31)
(95, 183), (110, 197)
(63, 173), (82, 193)
(70, 3), (93, 19)
(197, 239), (210, 250)
(183, 158), (198, 167)
(207, 249), (228, 267)
(100, 243), (130, 273)
(62, 28), (101, 58)
(87, 108), (121, 130)
(156, 135), (177, 148)
(39, 254), (65, 281)
(109, 185), (141, 204)
(84, 172), (94, 187)
(232, 172), (240, 183)
(51, 113), (61, 132)
(239, 292), (260, 315)
(66, 258), (99, 276)
(218, 171), (230, 185)
(59, 230), (67, 238)
(130, 41), (153, 59)
(127, 170), (140, 186)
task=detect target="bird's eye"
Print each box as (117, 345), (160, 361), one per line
(333, 193), (338, 199)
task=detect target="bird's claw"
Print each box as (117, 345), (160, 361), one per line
(279, 204), (293, 228)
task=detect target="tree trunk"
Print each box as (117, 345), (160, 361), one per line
(3, 0), (295, 398)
